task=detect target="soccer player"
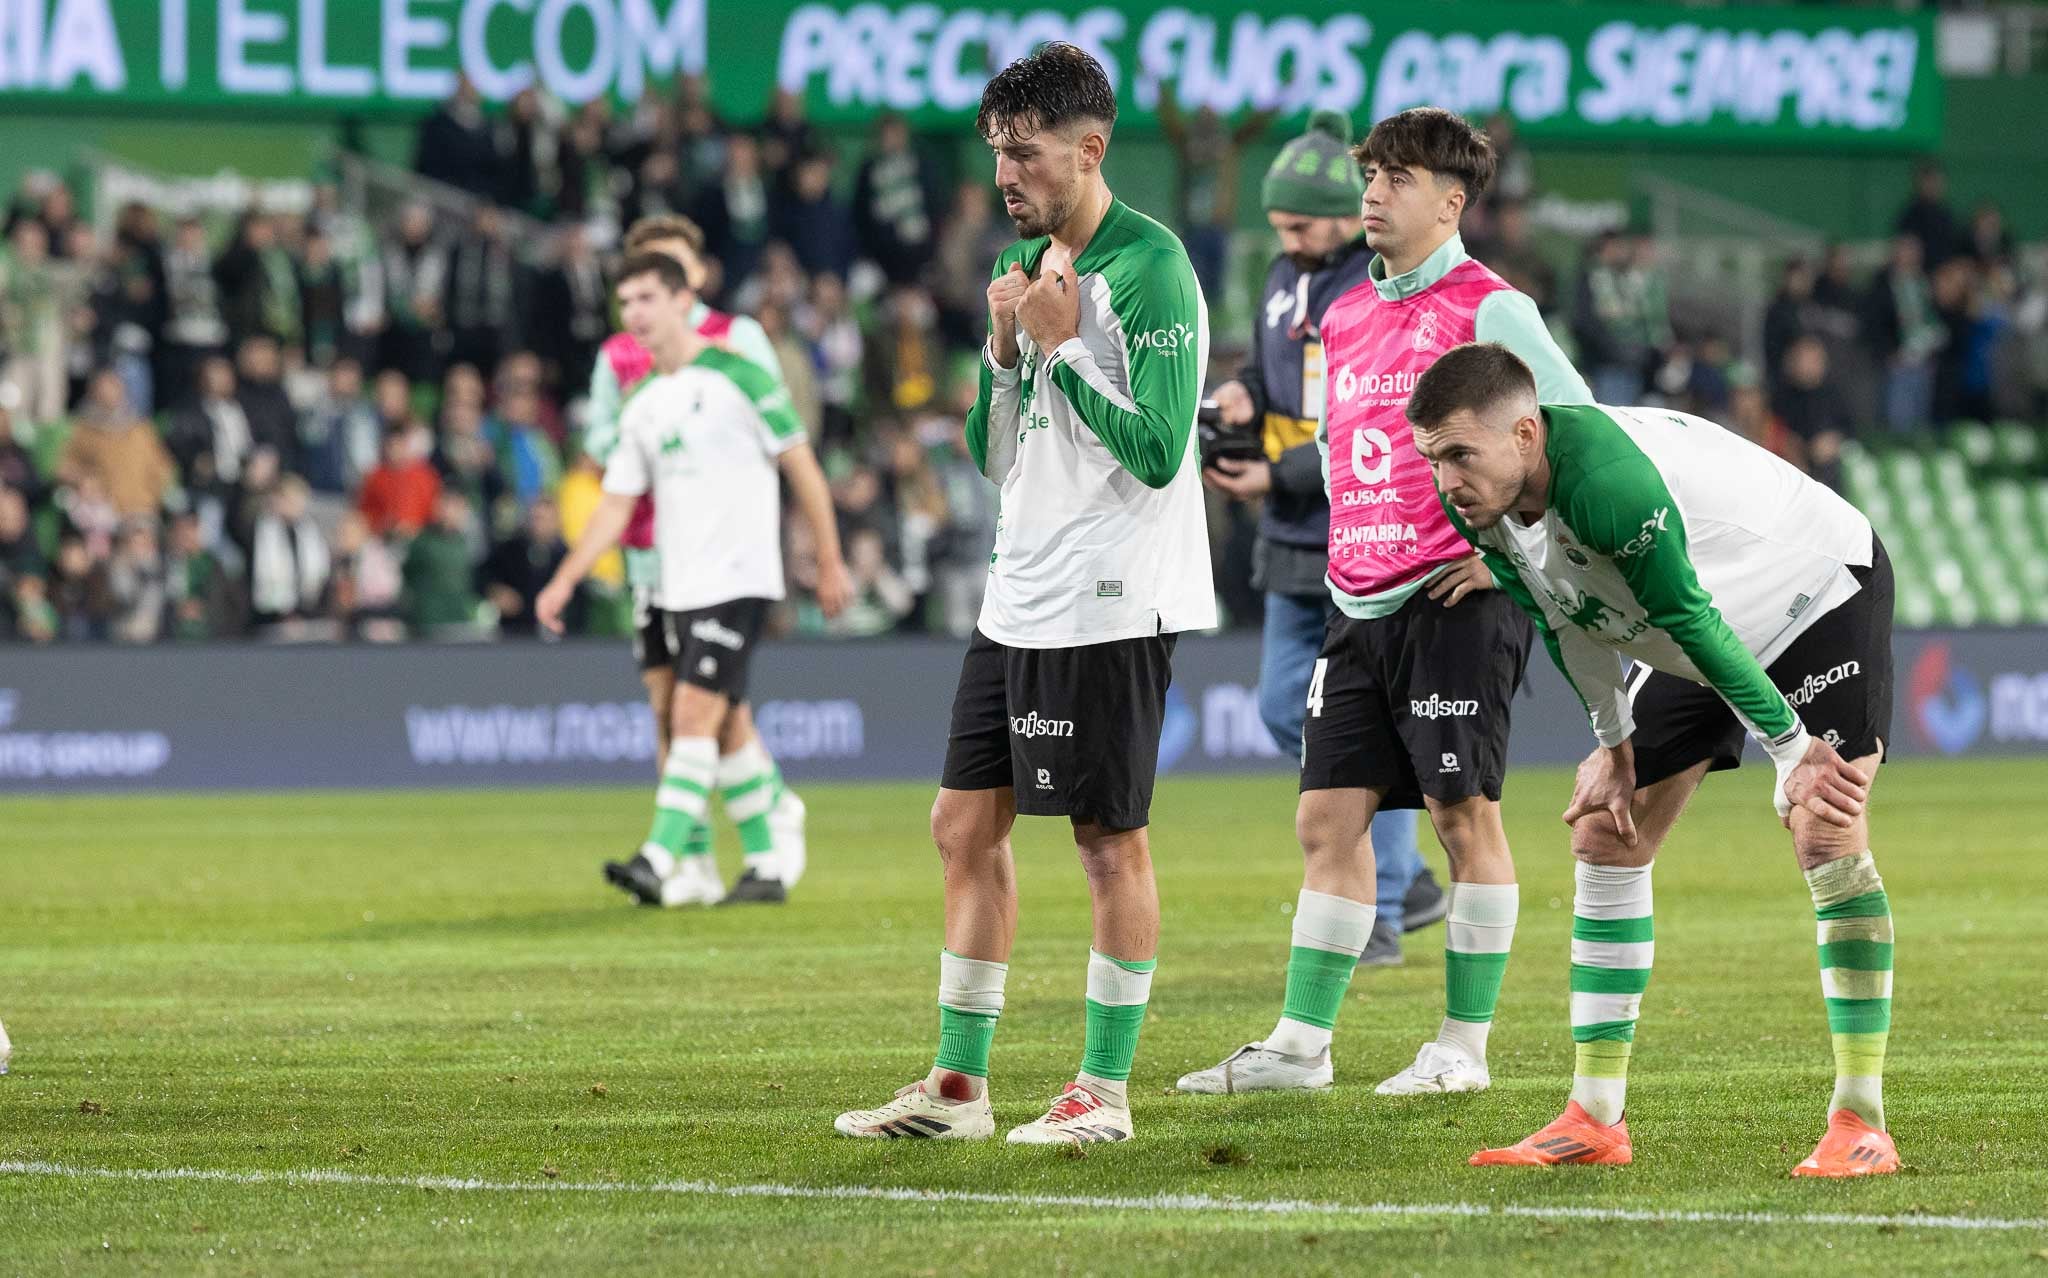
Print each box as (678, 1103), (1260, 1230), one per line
(833, 43), (1215, 1145)
(1179, 108), (1591, 1100)
(1201, 110), (1443, 968)
(585, 216), (812, 906)
(1407, 342), (1897, 1177)
(537, 254), (851, 908)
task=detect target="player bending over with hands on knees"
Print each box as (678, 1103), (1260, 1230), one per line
(1407, 341), (1897, 1177)
(538, 253), (850, 905)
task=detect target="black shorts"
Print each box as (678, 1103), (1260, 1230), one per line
(643, 597), (770, 702)
(940, 629), (1178, 831)
(1299, 588), (1533, 808)
(1629, 536), (1895, 788)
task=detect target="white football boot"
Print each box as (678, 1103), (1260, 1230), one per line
(1375, 1040), (1490, 1095)
(834, 1079), (995, 1140)
(1175, 1042), (1333, 1095)
(1005, 1082), (1132, 1144)
(658, 855), (727, 907)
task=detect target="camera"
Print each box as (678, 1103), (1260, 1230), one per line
(1197, 398), (1265, 470)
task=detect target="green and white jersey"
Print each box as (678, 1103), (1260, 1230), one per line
(585, 304), (783, 591)
(1450, 403), (1873, 752)
(601, 347), (805, 611)
(964, 199), (1218, 648)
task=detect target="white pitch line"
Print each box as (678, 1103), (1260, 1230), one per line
(2, 1161), (2043, 1233)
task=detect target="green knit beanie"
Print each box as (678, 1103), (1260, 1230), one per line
(1261, 110), (1365, 217)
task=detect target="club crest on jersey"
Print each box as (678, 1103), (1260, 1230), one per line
(1413, 309), (1440, 352)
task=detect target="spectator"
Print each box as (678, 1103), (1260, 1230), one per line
(93, 213), (166, 416)
(483, 380), (560, 513)
(164, 508), (243, 640)
(402, 489), (484, 636)
(883, 429), (946, 624)
(496, 87), (549, 215)
(47, 532), (112, 640)
(227, 444), (283, 561)
(330, 509), (404, 641)
(853, 113), (939, 286)
(1771, 335), (1851, 490)
(235, 336), (300, 472)
(1763, 258), (1819, 396)
(1895, 161), (1960, 270)
(1572, 230), (1649, 404)
(760, 87), (815, 182)
(300, 356), (382, 500)
(1477, 198), (1556, 315)
(414, 76), (499, 199)
(1156, 84), (1271, 303)
(1, 218), (66, 426)
(483, 494), (568, 637)
(1932, 256), (1984, 424)
(248, 475), (330, 633)
(159, 217), (227, 411)
(298, 229), (350, 369)
(694, 132), (773, 298)
(358, 426), (441, 537)
(166, 355), (253, 488)
(55, 369), (173, 520)
(817, 526), (914, 636)
(106, 518), (166, 644)
(0, 483), (52, 641)
(803, 271), (863, 445)
(1727, 375), (1772, 447)
(756, 300), (820, 443)
(532, 225), (607, 399)
(213, 212), (300, 349)
(866, 286), (943, 414)
(554, 99), (611, 223)
(774, 149), (855, 280)
(443, 205), (523, 375)
(674, 74), (730, 195)
(34, 181), (82, 258)
(1968, 201), (2015, 281)
(371, 203), (447, 384)
(929, 399), (998, 637)
(0, 405), (41, 504)
(931, 181), (1012, 346)
(1863, 235), (1944, 432)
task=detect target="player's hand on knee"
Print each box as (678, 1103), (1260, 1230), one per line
(1426, 554), (1496, 608)
(1562, 743), (1638, 847)
(1778, 736), (1870, 830)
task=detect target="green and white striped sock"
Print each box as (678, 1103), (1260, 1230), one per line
(1569, 862), (1654, 1126)
(645, 737), (716, 861)
(1808, 852), (1892, 1129)
(717, 740), (782, 877)
(1438, 882), (1517, 1063)
(1078, 950), (1156, 1107)
(1268, 890), (1375, 1058)
(932, 949), (1007, 1088)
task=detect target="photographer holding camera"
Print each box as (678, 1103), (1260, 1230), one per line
(1202, 111), (1441, 963)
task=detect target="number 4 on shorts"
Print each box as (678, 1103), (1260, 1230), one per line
(1307, 658), (1329, 719)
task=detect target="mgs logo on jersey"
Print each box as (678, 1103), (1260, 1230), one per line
(1130, 321), (1198, 356)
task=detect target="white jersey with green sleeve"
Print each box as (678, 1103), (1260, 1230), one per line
(962, 198), (1218, 648)
(601, 346), (805, 611)
(585, 305), (784, 591)
(1448, 402), (1873, 757)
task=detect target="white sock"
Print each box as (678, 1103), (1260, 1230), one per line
(638, 843), (677, 878)
(1267, 890), (1376, 1058)
(1438, 881), (1518, 1063)
(1076, 1072), (1128, 1108)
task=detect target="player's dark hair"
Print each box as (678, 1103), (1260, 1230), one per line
(1353, 107), (1496, 201)
(1404, 342), (1537, 431)
(617, 251), (691, 295)
(624, 214), (706, 255)
(976, 42), (1117, 144)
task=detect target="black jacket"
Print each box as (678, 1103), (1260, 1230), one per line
(1234, 236), (1377, 592)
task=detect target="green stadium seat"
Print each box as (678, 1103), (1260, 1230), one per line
(1949, 421), (1997, 468)
(1992, 421), (2042, 470)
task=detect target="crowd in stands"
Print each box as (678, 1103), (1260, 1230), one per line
(1, 79), (2044, 645)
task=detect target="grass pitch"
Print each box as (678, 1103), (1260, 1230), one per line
(2, 760), (2045, 1275)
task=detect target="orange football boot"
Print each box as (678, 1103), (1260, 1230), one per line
(1792, 1109), (1898, 1177)
(1470, 1100), (1633, 1166)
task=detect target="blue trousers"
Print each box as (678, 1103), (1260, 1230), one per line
(1257, 590), (1423, 931)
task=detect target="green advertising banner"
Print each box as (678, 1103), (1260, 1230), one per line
(0, 0), (1941, 149)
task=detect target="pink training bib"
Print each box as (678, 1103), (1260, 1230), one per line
(1319, 259), (1513, 599)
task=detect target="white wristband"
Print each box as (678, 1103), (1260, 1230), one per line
(1763, 722), (1811, 819)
